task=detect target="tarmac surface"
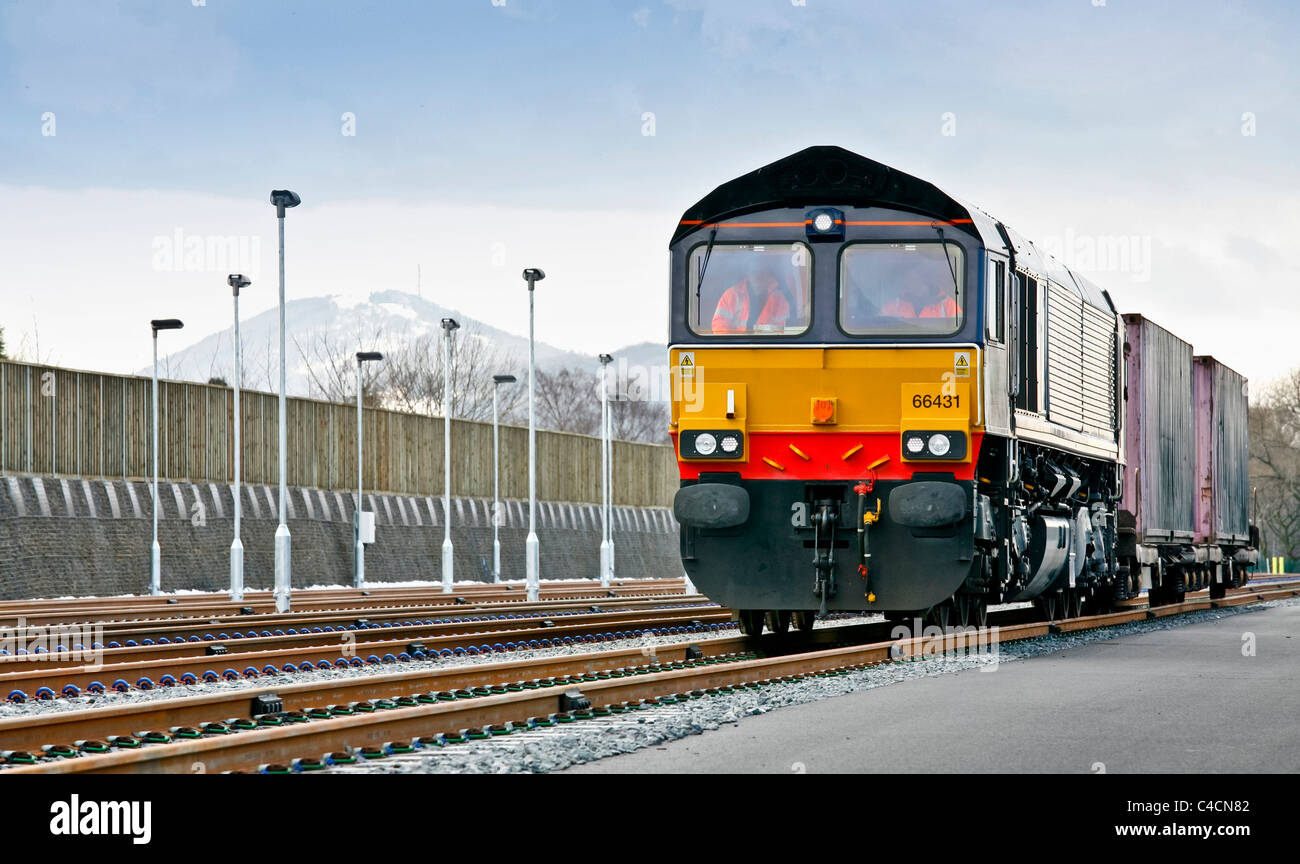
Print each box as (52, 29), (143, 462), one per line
(564, 602), (1300, 773)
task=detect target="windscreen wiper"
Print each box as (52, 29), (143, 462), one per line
(934, 224), (960, 299)
(694, 225), (719, 307)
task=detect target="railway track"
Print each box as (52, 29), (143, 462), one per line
(0, 579), (687, 628)
(0, 601), (730, 700)
(2, 593), (718, 657)
(8, 580), (1296, 774)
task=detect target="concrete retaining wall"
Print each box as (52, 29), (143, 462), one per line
(0, 474), (683, 600)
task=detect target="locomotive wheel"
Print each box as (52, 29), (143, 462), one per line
(737, 610), (766, 637)
(765, 610), (792, 635)
(1034, 594), (1060, 621)
(1064, 588), (1083, 619)
(954, 595), (972, 627)
(924, 602), (951, 631)
(792, 610), (818, 632)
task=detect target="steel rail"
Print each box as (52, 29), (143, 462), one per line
(0, 609), (736, 696)
(0, 595), (720, 662)
(0, 579), (687, 628)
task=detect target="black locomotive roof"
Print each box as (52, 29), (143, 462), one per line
(672, 145), (1115, 315)
(672, 145), (976, 245)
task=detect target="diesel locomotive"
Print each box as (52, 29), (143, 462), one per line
(668, 146), (1257, 635)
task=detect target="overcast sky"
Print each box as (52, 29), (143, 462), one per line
(1, 0), (1297, 389)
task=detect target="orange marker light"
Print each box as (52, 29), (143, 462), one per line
(788, 444), (811, 461)
(811, 397), (837, 425)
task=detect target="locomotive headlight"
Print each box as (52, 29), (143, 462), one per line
(805, 207), (845, 240)
(683, 429), (743, 459)
(901, 430), (967, 461)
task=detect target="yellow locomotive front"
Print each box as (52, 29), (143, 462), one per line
(668, 147), (997, 634)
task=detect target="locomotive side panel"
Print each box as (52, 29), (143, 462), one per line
(1122, 314), (1195, 542)
(1045, 281), (1086, 432)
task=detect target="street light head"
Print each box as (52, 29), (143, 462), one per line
(270, 189), (301, 217)
(522, 268), (546, 287)
(440, 317), (460, 332)
(227, 273), (251, 294)
(599, 353), (613, 365)
(356, 351), (384, 363)
(270, 189), (301, 208)
(493, 374), (517, 385)
(151, 318), (184, 333)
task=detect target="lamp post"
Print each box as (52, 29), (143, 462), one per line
(227, 275), (250, 602)
(440, 317), (460, 593)
(354, 351), (383, 588)
(598, 353), (613, 587)
(149, 318), (184, 596)
(491, 373), (517, 582)
(522, 268), (545, 601)
(608, 390), (623, 581)
(269, 189), (300, 613)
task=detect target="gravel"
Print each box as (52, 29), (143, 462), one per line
(321, 595), (1300, 775)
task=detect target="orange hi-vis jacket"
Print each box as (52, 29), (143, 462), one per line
(711, 279), (791, 333)
(882, 295), (958, 319)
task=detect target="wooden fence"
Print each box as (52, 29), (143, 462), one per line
(0, 360), (678, 507)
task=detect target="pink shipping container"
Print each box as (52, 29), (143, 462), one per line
(1193, 356), (1250, 544)
(1121, 314), (1196, 542)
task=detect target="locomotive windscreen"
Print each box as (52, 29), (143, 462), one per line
(688, 243), (811, 336)
(839, 242), (965, 336)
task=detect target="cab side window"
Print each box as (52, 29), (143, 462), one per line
(986, 258), (1005, 343)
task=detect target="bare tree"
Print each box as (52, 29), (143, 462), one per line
(1251, 368), (1300, 563)
(280, 319), (666, 444)
(382, 324), (523, 421)
(242, 328), (279, 393)
(294, 327), (388, 406)
(535, 366), (602, 435)
(533, 364), (669, 444)
(10, 315), (58, 365)
(205, 332), (231, 387)
(610, 396), (671, 445)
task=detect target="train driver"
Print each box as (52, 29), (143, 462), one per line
(711, 266), (791, 333)
(882, 271), (958, 319)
